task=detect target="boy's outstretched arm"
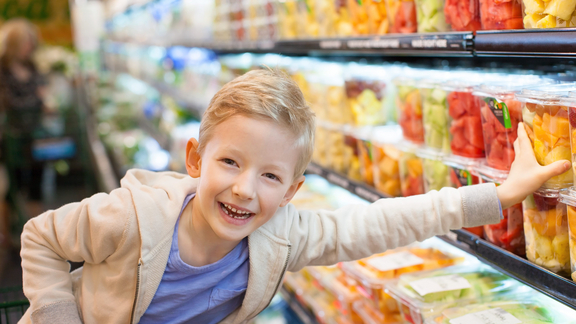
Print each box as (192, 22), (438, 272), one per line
(20, 189), (135, 324)
(286, 123), (570, 271)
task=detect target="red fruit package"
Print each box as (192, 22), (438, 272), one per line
(444, 0), (482, 31)
(484, 203), (525, 255)
(478, 0), (523, 30)
(448, 91), (485, 158)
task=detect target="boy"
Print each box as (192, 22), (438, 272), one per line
(19, 69), (570, 324)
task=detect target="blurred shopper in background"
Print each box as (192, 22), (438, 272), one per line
(0, 19), (47, 214)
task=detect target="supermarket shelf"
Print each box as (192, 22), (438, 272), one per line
(475, 28), (576, 58)
(108, 32), (474, 56)
(305, 162), (390, 202)
(278, 287), (319, 324)
(304, 163), (576, 310)
(136, 115), (171, 151)
(109, 29), (576, 58)
(85, 116), (120, 193)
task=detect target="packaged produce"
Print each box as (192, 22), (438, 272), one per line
(314, 122), (330, 167)
(473, 82), (525, 171)
(344, 64), (389, 126)
(517, 84), (574, 188)
(386, 266), (521, 324)
(340, 246), (463, 316)
(415, 0), (450, 32)
(353, 299), (403, 324)
(326, 124), (349, 174)
(444, 0), (482, 31)
(396, 77), (424, 143)
(486, 203), (526, 255)
(314, 0), (354, 37)
(307, 62), (351, 124)
(418, 149), (450, 192)
(398, 142), (425, 196)
(386, 0), (418, 33)
(421, 82), (450, 153)
(559, 187), (576, 281)
(308, 266), (363, 323)
(445, 82), (485, 159)
(479, 0), (524, 30)
(426, 300), (572, 324)
(348, 0), (390, 35)
(372, 126), (404, 197)
(296, 0), (320, 38)
(523, 188), (571, 275)
(356, 127), (376, 185)
(523, 0), (576, 28)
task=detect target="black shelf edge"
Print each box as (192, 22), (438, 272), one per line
(305, 162), (390, 202)
(106, 32), (474, 56)
(279, 287), (319, 324)
(475, 28), (576, 57)
(305, 163), (576, 310)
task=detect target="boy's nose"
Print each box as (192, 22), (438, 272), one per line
(232, 174), (256, 200)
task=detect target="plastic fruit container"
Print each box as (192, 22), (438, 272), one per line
(314, 122), (330, 167)
(326, 124), (348, 174)
(445, 82), (485, 159)
(486, 202), (526, 256)
(340, 246), (464, 318)
(421, 82), (450, 153)
(517, 84), (574, 189)
(309, 62), (352, 124)
(386, 0), (418, 33)
(344, 127), (363, 182)
(417, 149), (450, 192)
(522, 0), (576, 28)
(295, 0), (320, 38)
(371, 126), (404, 197)
(479, 0), (523, 30)
(386, 266), (521, 324)
(566, 96), (576, 185)
(314, 0), (354, 37)
(396, 77), (424, 144)
(308, 266), (364, 323)
(415, 0), (450, 32)
(425, 300), (571, 324)
(353, 299), (404, 324)
(473, 84), (524, 171)
(356, 127), (378, 186)
(367, 0), (391, 34)
(348, 0), (370, 35)
(398, 142), (425, 197)
(559, 187), (576, 281)
(523, 187), (571, 275)
(345, 64), (389, 126)
(444, 0), (482, 31)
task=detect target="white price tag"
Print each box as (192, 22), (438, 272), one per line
(449, 308), (522, 324)
(366, 251), (424, 272)
(409, 275), (471, 296)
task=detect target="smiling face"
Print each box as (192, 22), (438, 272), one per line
(186, 114), (305, 243)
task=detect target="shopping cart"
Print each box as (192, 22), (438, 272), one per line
(0, 287), (28, 324)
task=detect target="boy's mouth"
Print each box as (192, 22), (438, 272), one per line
(219, 202), (255, 220)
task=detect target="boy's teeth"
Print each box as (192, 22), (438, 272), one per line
(232, 208), (237, 212)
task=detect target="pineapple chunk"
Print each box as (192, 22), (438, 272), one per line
(524, 0), (547, 14)
(543, 0), (576, 21)
(524, 13), (547, 27)
(535, 234), (554, 261)
(552, 232), (571, 265)
(536, 14), (558, 28)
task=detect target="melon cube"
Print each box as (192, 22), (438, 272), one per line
(534, 139), (549, 165)
(548, 115), (570, 138)
(543, 0), (576, 21)
(552, 232), (570, 265)
(536, 14), (558, 27)
(524, 13), (547, 27)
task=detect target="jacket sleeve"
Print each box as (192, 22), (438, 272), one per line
(20, 188), (136, 324)
(287, 183), (501, 271)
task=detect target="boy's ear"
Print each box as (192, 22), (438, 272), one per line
(279, 175), (306, 207)
(186, 138), (202, 178)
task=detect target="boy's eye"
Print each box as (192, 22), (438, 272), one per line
(222, 158), (237, 166)
(264, 173), (280, 181)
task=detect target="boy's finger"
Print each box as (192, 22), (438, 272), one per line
(540, 160), (571, 180)
(517, 122), (531, 150)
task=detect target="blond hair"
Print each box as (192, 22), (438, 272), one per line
(0, 18), (39, 68)
(199, 68), (315, 179)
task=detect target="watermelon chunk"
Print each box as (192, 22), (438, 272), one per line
(480, 0), (523, 30)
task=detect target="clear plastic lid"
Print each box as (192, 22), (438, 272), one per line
(559, 186), (576, 207)
(385, 265), (522, 314)
(443, 155), (483, 171)
(345, 62), (395, 82)
(416, 147), (445, 161)
(516, 82), (576, 105)
(395, 140), (422, 154)
(474, 161), (509, 183)
(339, 246), (464, 290)
(371, 125), (403, 145)
(424, 299), (575, 324)
(441, 72), (506, 92)
(472, 74), (552, 99)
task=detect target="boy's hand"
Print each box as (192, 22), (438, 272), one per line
(497, 122), (571, 210)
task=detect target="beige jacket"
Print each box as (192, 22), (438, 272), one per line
(19, 169), (501, 324)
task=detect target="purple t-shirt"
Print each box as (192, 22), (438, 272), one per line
(139, 194), (250, 324)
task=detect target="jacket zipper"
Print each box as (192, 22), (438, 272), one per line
(130, 259), (143, 324)
(267, 244), (291, 307)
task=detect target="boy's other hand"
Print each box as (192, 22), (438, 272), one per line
(497, 122), (571, 210)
